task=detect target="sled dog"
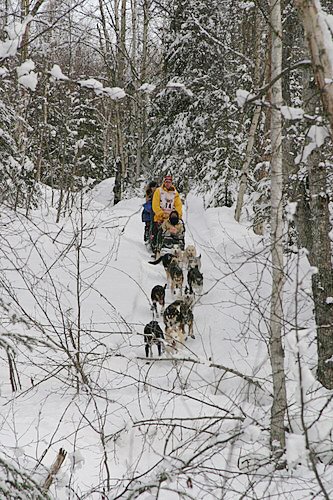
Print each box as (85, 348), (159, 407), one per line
(151, 284), (167, 317)
(168, 261), (184, 295)
(143, 321), (164, 358)
(165, 325), (185, 353)
(187, 266), (203, 295)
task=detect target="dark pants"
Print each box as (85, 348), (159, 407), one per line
(144, 222), (150, 242)
(151, 222), (162, 252)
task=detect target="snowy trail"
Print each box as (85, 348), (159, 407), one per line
(86, 187), (266, 374)
(1, 182), (326, 499)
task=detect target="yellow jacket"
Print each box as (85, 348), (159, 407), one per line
(152, 183), (183, 222)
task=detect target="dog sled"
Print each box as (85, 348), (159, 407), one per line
(155, 220), (185, 256)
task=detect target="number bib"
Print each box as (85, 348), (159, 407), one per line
(159, 189), (176, 214)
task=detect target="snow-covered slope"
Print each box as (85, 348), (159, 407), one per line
(0, 183), (332, 499)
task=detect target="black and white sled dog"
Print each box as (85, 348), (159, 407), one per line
(143, 321), (164, 358)
(149, 252), (176, 271)
(163, 297), (195, 340)
(187, 266), (203, 295)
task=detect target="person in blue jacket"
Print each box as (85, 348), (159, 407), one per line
(142, 180), (158, 242)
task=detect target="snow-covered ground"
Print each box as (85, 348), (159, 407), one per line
(0, 179), (333, 499)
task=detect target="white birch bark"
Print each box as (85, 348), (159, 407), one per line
(294, 0), (333, 138)
(269, 0), (287, 458)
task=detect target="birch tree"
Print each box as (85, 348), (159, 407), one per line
(294, 0), (333, 138)
(269, 0), (287, 460)
(295, 1), (333, 389)
(293, 0), (333, 388)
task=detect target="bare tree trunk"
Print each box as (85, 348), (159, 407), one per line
(20, 0), (46, 60)
(98, 0), (116, 84)
(130, 0), (141, 183)
(301, 67), (333, 389)
(42, 448), (67, 492)
(113, 159), (122, 204)
(309, 153), (333, 389)
(234, 105), (261, 222)
(269, 0), (287, 461)
(118, 0), (127, 87)
(293, 2), (333, 389)
(235, 7), (263, 222)
(20, 0), (30, 61)
(3, 0), (9, 28)
(294, 0), (333, 138)
(113, 0), (127, 200)
(139, 0), (150, 173)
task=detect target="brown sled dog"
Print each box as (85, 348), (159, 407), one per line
(151, 284), (167, 317)
(168, 261), (184, 295)
(165, 325), (185, 353)
(163, 298), (194, 340)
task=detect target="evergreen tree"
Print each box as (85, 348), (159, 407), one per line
(148, 0), (249, 205)
(0, 95), (39, 210)
(69, 90), (105, 183)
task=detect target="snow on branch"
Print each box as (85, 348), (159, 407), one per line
(236, 60), (312, 108)
(138, 82), (156, 93)
(78, 78), (104, 92)
(17, 59), (38, 91)
(77, 79), (126, 100)
(50, 64), (69, 81)
(102, 87), (126, 100)
(296, 124), (330, 163)
(47, 67), (126, 100)
(280, 106), (304, 120)
(0, 16), (32, 60)
(236, 89), (258, 107)
(166, 80), (193, 97)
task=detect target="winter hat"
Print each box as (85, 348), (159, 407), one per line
(164, 175), (172, 182)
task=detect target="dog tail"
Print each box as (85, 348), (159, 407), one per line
(149, 255), (164, 265)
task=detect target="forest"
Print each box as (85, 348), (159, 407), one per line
(1, 0), (333, 498)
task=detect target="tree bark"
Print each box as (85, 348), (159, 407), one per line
(309, 159), (333, 388)
(136, 0), (150, 179)
(113, 0), (127, 198)
(235, 6), (263, 222)
(294, 0), (333, 138)
(302, 68), (333, 389)
(234, 105), (261, 222)
(269, 0), (287, 460)
(42, 448), (67, 492)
